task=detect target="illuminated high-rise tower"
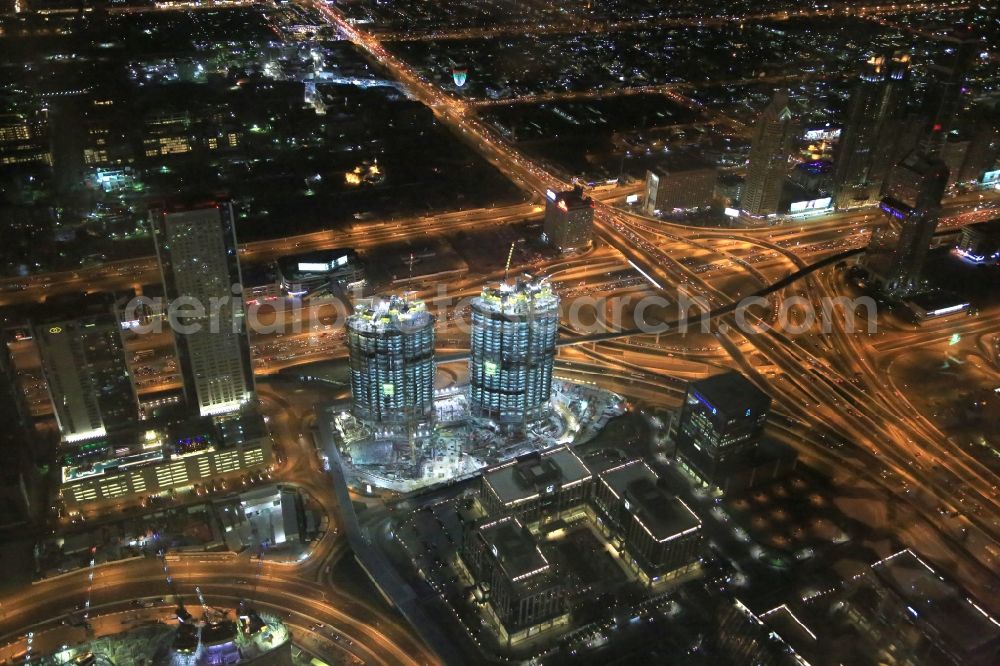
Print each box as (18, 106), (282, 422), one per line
(34, 296), (138, 444)
(834, 52), (910, 209)
(863, 153), (949, 297)
(150, 202), (255, 417)
(741, 91), (796, 217)
(675, 371), (771, 490)
(469, 276), (559, 428)
(346, 296), (436, 429)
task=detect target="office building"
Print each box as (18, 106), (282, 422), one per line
(644, 160), (717, 214)
(276, 248), (365, 298)
(838, 549), (1000, 666)
(150, 202), (255, 417)
(345, 296), (435, 429)
(461, 515), (568, 646)
(863, 153), (949, 297)
(741, 92), (796, 217)
(919, 28), (983, 157)
(675, 371), (771, 490)
(956, 219), (1000, 264)
(34, 296), (138, 444)
(543, 186), (594, 253)
(941, 136), (972, 188)
(0, 110), (51, 168)
(469, 277), (559, 428)
(957, 117), (1000, 185)
(834, 53), (910, 209)
(0, 325), (38, 526)
(591, 459), (702, 586)
(479, 446), (592, 524)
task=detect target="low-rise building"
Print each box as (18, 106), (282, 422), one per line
(592, 459), (703, 586)
(461, 515), (568, 645)
(479, 446), (592, 525)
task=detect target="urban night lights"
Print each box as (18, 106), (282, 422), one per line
(0, 1), (998, 665)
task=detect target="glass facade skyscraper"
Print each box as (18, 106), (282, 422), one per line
(675, 372), (771, 488)
(469, 277), (559, 428)
(150, 202), (255, 417)
(741, 91), (796, 217)
(35, 297), (138, 444)
(346, 296), (436, 429)
(834, 53), (910, 210)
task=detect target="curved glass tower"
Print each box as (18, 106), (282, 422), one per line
(346, 296), (436, 430)
(469, 277), (559, 428)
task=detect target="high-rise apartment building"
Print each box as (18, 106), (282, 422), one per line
(919, 28), (983, 157)
(675, 372), (771, 489)
(863, 153), (949, 297)
(834, 53), (910, 209)
(150, 202), (255, 417)
(34, 297), (138, 444)
(469, 277), (559, 428)
(741, 92), (796, 217)
(346, 296), (436, 429)
(543, 186), (594, 253)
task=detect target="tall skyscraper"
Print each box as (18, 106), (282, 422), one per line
(863, 152), (949, 298)
(543, 186), (594, 253)
(346, 296), (436, 429)
(675, 371), (771, 489)
(741, 91), (796, 217)
(919, 28), (982, 158)
(34, 296), (138, 444)
(469, 277), (559, 428)
(150, 202), (255, 417)
(834, 53), (910, 209)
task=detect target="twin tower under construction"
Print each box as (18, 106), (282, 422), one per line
(345, 276), (560, 435)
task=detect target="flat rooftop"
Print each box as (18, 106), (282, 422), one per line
(600, 460), (701, 542)
(688, 371), (770, 418)
(872, 549), (1000, 655)
(477, 516), (549, 582)
(483, 446), (591, 507)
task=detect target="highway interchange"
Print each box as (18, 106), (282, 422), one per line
(2, 0), (1000, 663)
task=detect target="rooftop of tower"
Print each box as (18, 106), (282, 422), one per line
(474, 275), (559, 316)
(347, 295), (433, 334)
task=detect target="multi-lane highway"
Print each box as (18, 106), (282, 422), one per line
(301, 0), (1000, 607)
(5, 0), (1000, 659)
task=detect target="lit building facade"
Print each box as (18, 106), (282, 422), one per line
(479, 446), (592, 525)
(469, 277), (559, 428)
(863, 152), (949, 297)
(0, 111), (51, 167)
(461, 515), (568, 645)
(592, 459), (703, 586)
(834, 53), (910, 209)
(644, 162), (717, 214)
(543, 187), (594, 253)
(345, 296), (435, 429)
(151, 202), (255, 417)
(675, 372), (771, 489)
(34, 298), (138, 444)
(742, 92), (796, 217)
(956, 219), (1000, 264)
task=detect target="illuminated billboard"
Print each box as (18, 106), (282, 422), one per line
(298, 262), (331, 272)
(804, 128), (842, 142)
(724, 207), (740, 218)
(789, 197), (832, 213)
(983, 170), (1000, 185)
